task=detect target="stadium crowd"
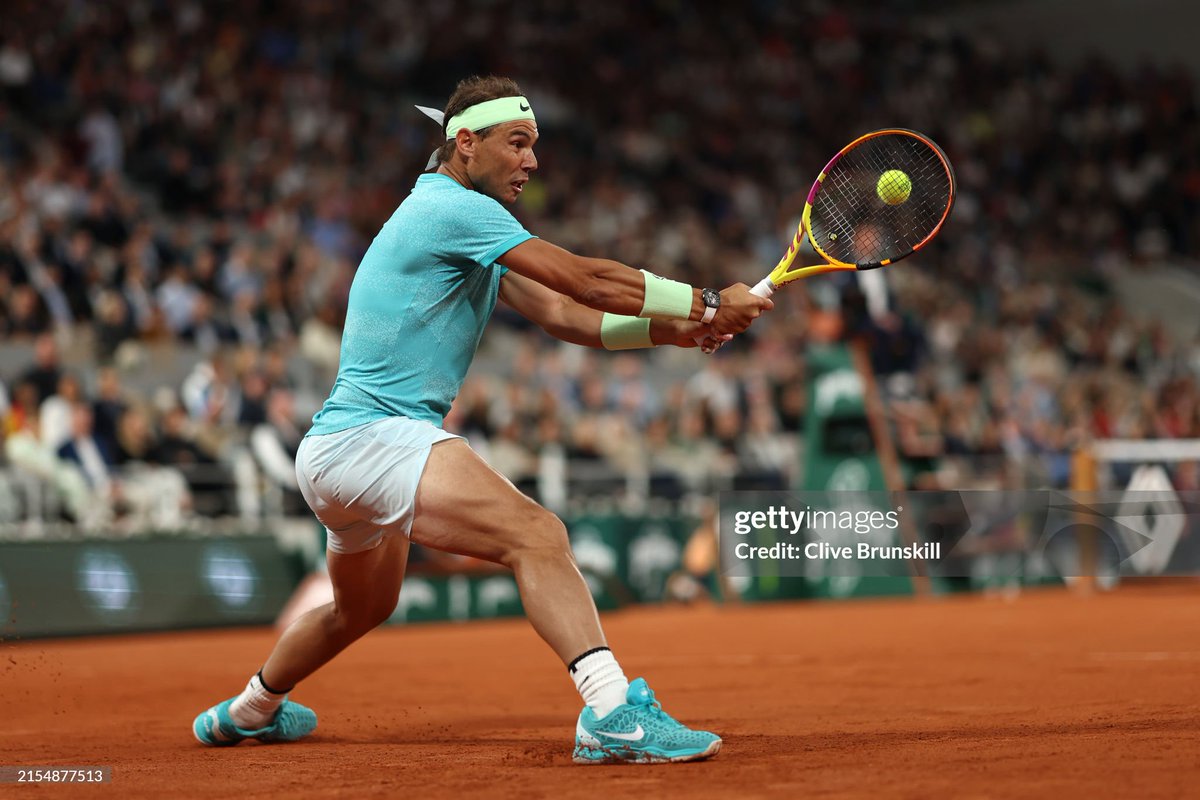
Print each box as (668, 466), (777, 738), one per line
(2, 1), (1199, 529)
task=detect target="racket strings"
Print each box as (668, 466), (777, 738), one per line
(809, 133), (952, 266)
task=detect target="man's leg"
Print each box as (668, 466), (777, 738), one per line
(261, 532), (410, 689)
(410, 439), (601, 663)
(410, 440), (721, 764)
(194, 532), (409, 745)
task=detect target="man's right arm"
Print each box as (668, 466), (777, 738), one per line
(497, 238), (771, 337)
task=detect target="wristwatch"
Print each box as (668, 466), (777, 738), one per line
(700, 288), (721, 324)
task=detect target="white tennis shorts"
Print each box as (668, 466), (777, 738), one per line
(295, 416), (462, 554)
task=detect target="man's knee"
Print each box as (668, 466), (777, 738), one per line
(335, 593), (398, 636)
(500, 510), (572, 567)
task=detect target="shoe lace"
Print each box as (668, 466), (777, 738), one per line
(640, 688), (680, 726)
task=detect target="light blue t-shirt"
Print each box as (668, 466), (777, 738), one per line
(309, 173), (533, 435)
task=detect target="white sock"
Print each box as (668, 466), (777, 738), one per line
(229, 672), (289, 729)
(570, 647), (630, 718)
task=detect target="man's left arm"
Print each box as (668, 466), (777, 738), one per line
(498, 271), (724, 350)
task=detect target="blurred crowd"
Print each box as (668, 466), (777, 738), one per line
(2, 0), (1199, 530)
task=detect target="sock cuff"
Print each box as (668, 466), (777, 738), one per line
(567, 646), (611, 674)
(257, 669), (294, 696)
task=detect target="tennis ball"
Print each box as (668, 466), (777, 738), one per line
(877, 170), (912, 205)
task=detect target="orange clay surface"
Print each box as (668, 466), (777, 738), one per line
(3, 585), (1200, 799)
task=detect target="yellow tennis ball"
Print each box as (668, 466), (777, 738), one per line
(877, 170), (912, 205)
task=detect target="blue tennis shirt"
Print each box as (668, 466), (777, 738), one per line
(309, 173), (533, 434)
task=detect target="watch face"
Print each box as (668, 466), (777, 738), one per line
(703, 288), (721, 308)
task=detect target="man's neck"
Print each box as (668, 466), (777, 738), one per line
(436, 162), (473, 191)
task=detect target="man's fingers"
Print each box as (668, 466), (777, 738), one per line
(700, 332), (731, 354)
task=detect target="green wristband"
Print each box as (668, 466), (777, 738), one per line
(600, 313), (654, 350)
(639, 270), (694, 320)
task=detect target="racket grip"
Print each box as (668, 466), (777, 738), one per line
(693, 277), (777, 350)
(750, 277), (776, 298)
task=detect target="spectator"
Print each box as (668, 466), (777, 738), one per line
(113, 406), (156, 465)
(18, 333), (63, 405)
(151, 403), (233, 516)
(39, 372), (84, 453)
(250, 388), (306, 514)
(2, 381), (39, 439)
(93, 290), (137, 362)
(235, 369), (270, 427)
(91, 365), (127, 454)
(57, 401), (115, 497)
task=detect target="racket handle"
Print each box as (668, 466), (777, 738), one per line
(693, 277), (776, 350)
(750, 277), (776, 298)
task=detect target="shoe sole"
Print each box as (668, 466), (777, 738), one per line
(572, 737), (722, 765)
(257, 705), (318, 743)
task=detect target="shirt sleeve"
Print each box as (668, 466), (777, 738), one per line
(451, 193), (536, 270)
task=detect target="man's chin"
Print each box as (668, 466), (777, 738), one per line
(477, 184), (517, 204)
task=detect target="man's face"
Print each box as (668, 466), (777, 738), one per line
(466, 120), (538, 204)
(71, 404), (93, 437)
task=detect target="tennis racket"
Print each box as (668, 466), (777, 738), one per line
(697, 128), (955, 349)
(757, 127), (955, 293)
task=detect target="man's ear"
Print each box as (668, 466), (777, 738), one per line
(454, 128), (476, 160)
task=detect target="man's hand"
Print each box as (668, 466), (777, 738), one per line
(651, 320), (733, 353)
(711, 283), (773, 337)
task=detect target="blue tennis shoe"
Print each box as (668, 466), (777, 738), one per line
(573, 678), (721, 764)
(193, 697), (317, 746)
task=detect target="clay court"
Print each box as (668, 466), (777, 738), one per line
(5, 585), (1199, 798)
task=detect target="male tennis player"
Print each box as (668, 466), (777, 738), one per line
(193, 76), (771, 764)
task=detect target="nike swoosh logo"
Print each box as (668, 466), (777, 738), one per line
(519, 103), (530, 112)
(595, 724), (644, 742)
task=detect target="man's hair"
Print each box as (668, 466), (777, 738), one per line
(433, 76), (524, 168)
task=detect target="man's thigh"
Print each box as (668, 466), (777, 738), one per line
(327, 531), (410, 620)
(409, 439), (555, 562)
(297, 417), (461, 554)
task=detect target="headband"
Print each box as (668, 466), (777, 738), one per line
(415, 96), (536, 140)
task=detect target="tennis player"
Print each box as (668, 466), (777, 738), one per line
(193, 76), (771, 764)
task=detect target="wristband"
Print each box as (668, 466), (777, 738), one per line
(600, 314), (655, 350)
(639, 270), (694, 320)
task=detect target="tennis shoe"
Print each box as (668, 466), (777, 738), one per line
(193, 696), (317, 746)
(573, 677), (721, 764)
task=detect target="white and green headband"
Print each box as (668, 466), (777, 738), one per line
(416, 96), (536, 139)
